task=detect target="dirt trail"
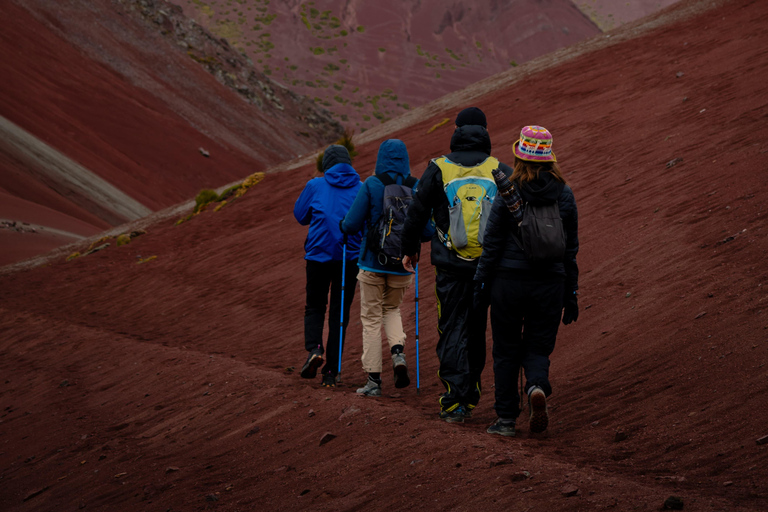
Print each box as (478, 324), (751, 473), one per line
(1, 0), (767, 511)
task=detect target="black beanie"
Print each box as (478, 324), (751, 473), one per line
(321, 144), (352, 171)
(455, 107), (487, 128)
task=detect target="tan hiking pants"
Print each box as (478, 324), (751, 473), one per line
(357, 270), (412, 373)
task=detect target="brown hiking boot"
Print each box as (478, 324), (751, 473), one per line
(529, 387), (549, 433)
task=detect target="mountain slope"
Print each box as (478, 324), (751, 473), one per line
(0, 0), (341, 265)
(175, 0), (601, 130)
(1, 0), (767, 511)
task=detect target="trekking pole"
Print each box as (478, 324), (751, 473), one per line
(338, 240), (347, 378)
(415, 263), (420, 395)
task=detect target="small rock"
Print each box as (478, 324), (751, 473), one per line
(205, 493), (219, 502)
(625, 292), (631, 298)
(614, 430), (628, 442)
(59, 380), (70, 388)
(199, 147), (210, 157)
(666, 158), (683, 168)
(299, 489), (310, 496)
(591, 420), (600, 427)
(663, 496), (684, 510)
(245, 426), (260, 438)
(756, 435), (768, 445)
(676, 71), (684, 78)
(319, 432), (336, 446)
(486, 454), (514, 467)
(561, 484), (579, 497)
(308, 409), (315, 417)
(165, 467), (179, 474)
(723, 481), (733, 486)
(23, 486), (50, 502)
(694, 312), (706, 319)
(509, 471), (530, 482)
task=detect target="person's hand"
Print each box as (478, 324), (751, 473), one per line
(402, 253), (419, 273)
(562, 291), (579, 325)
(338, 219), (348, 244)
(473, 280), (490, 309)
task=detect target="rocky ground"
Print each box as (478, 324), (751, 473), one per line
(1, 0), (767, 511)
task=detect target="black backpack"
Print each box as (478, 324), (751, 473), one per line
(511, 201), (567, 262)
(366, 173), (418, 270)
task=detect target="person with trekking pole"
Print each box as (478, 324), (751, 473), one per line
(401, 107), (514, 423)
(294, 145), (362, 388)
(474, 125), (579, 437)
(340, 139), (432, 396)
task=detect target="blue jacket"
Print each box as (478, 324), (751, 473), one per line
(294, 161), (362, 262)
(341, 139), (431, 274)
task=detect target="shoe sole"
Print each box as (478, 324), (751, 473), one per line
(300, 354), (323, 379)
(393, 363), (410, 388)
(529, 390), (549, 433)
(487, 426), (516, 437)
(356, 389), (381, 396)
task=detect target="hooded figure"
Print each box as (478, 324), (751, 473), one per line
(294, 144), (362, 387)
(400, 107), (514, 423)
(340, 139), (432, 396)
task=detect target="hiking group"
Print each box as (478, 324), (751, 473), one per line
(293, 107), (579, 437)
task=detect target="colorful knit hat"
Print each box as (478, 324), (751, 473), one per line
(513, 125), (556, 162)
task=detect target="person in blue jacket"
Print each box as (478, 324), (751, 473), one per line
(294, 145), (362, 387)
(340, 139), (431, 396)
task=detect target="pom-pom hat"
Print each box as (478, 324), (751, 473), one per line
(513, 125), (557, 163)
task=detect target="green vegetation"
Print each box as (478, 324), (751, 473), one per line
(378, 47), (386, 52)
(356, 25), (365, 33)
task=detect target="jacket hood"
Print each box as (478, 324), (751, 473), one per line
(518, 171), (565, 205)
(322, 144), (352, 171)
(324, 162), (361, 188)
(374, 139), (410, 179)
(449, 125), (492, 155)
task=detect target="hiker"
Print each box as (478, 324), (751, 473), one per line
(340, 139), (432, 397)
(474, 125), (579, 437)
(294, 145), (363, 387)
(401, 107), (514, 423)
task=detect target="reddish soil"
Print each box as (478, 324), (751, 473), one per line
(0, 0), (340, 266)
(574, 0), (682, 30)
(1, 0), (768, 511)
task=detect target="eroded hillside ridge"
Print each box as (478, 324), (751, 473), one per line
(175, 0), (600, 131)
(118, 0), (342, 136)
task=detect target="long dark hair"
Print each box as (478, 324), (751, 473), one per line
(511, 157), (567, 184)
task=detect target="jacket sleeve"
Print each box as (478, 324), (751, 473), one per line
(294, 180), (315, 225)
(401, 162), (440, 256)
(474, 196), (510, 283)
(341, 180), (370, 235)
(560, 185), (579, 293)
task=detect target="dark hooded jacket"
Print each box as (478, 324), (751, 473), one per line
(474, 170), (579, 293)
(341, 139), (431, 274)
(400, 125), (514, 275)
(294, 145), (362, 262)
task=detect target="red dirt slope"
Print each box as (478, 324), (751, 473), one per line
(0, 0), (340, 265)
(1, 0), (767, 511)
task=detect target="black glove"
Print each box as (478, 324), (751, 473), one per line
(562, 291), (579, 325)
(338, 218), (348, 244)
(473, 281), (491, 310)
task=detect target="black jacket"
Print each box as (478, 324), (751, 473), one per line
(474, 171), (579, 293)
(401, 125), (514, 275)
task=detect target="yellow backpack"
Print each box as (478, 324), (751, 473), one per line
(433, 156), (499, 260)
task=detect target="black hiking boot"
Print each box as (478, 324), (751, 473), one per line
(300, 349), (323, 379)
(321, 371), (336, 388)
(487, 418), (516, 437)
(392, 352), (410, 388)
(439, 405), (466, 424)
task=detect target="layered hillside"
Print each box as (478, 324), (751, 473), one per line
(175, 0), (601, 130)
(1, 0), (767, 511)
(0, 0), (341, 265)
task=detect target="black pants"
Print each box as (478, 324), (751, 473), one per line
(304, 259), (358, 376)
(490, 273), (564, 420)
(435, 267), (490, 412)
